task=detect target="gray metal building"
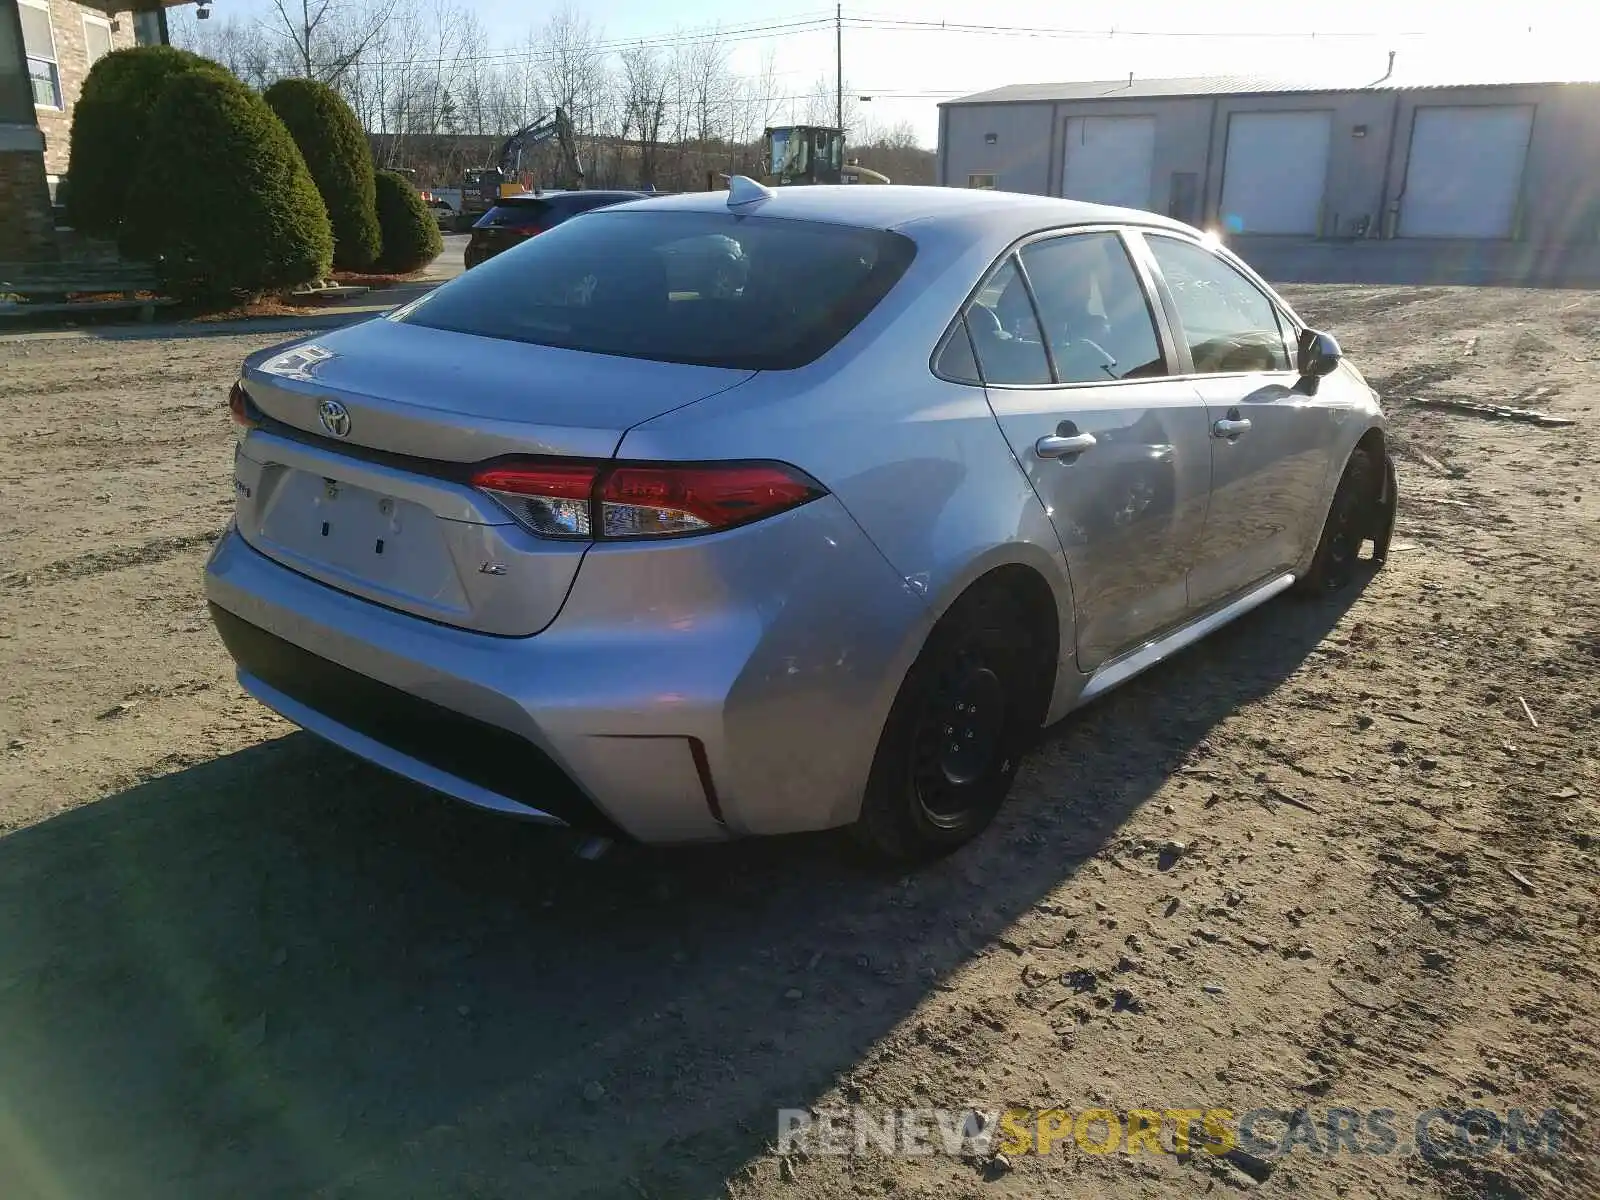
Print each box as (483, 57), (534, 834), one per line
(937, 73), (1600, 284)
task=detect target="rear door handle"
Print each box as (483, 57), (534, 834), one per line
(1035, 432), (1098, 460)
(1212, 417), (1252, 439)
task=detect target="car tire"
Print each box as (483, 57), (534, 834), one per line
(1297, 445), (1381, 595)
(851, 583), (1050, 863)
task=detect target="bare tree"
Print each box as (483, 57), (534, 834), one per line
(504, 28), (547, 129)
(851, 119), (934, 183)
(722, 46), (782, 177)
(450, 9), (492, 136)
(538, 5), (607, 133)
(752, 45), (782, 133)
(619, 43), (669, 186)
(266, 0), (396, 86)
(169, 11), (279, 87)
(803, 74), (861, 135)
(877, 119), (922, 150)
(682, 29), (731, 146)
(178, 1), (913, 193)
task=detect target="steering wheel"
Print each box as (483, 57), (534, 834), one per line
(1056, 337), (1120, 382)
(1079, 337), (1117, 372)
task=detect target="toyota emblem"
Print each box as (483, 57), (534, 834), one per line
(317, 399), (351, 438)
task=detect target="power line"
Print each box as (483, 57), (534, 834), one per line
(376, 85), (947, 120)
(184, 6), (1556, 94)
(841, 13), (1533, 40)
(234, 14), (839, 74)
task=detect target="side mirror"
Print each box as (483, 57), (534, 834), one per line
(1297, 328), (1342, 379)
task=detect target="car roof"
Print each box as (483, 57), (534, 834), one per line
(500, 190), (645, 203)
(608, 184), (1197, 239)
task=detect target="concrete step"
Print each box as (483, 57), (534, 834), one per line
(288, 283), (372, 302)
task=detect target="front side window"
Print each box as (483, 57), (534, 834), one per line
(1145, 235), (1291, 374)
(399, 210), (916, 370)
(816, 129), (843, 173)
(19, 0), (60, 109)
(1019, 232), (1165, 383)
(770, 128), (802, 176)
(959, 257), (1051, 386)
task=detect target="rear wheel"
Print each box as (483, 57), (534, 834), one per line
(1298, 446), (1381, 595)
(852, 584), (1051, 862)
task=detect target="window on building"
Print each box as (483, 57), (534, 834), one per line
(968, 173), (997, 190)
(132, 9), (164, 46)
(83, 14), (115, 66)
(19, 0), (62, 109)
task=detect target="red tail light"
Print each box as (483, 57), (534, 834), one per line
(470, 460), (825, 541)
(228, 381), (256, 428)
(473, 462), (599, 538)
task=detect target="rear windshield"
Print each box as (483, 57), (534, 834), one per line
(479, 198), (550, 227)
(397, 209), (917, 370)
(562, 192), (643, 210)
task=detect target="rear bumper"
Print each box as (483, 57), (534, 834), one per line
(204, 496), (929, 843)
(210, 604), (623, 833)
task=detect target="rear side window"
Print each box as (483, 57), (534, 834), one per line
(934, 316), (982, 384)
(960, 257), (1051, 386)
(399, 210), (916, 370)
(1019, 233), (1165, 382)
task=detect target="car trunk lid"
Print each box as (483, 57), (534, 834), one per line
(232, 320), (755, 635)
(242, 318), (751, 460)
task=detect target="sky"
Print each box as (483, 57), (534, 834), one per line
(184, 0), (1592, 146)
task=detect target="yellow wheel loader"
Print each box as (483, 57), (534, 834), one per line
(760, 125), (890, 186)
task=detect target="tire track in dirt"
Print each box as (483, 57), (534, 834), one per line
(1273, 285), (1600, 1200)
(3, 528), (226, 588)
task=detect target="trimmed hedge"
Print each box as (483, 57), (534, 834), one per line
(126, 68), (333, 301)
(263, 78), (382, 271)
(373, 170), (443, 273)
(66, 45), (213, 244)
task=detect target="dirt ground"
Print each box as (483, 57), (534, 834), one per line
(0, 286), (1596, 1200)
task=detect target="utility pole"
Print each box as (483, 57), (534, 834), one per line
(836, 4), (843, 132)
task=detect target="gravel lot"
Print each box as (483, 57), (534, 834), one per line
(0, 285), (1596, 1200)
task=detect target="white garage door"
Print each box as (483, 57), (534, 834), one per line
(1219, 111), (1332, 235)
(1061, 116), (1155, 211)
(1400, 106), (1533, 238)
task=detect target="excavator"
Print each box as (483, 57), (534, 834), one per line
(458, 108), (585, 229)
(760, 125), (890, 186)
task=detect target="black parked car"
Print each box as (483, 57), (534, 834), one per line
(463, 191), (646, 269)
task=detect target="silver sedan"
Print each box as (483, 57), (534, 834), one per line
(206, 181), (1397, 861)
